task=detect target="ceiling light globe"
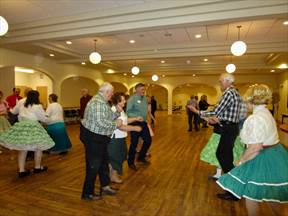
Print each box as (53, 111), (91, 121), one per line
(131, 66), (140, 75)
(89, 52), (102, 64)
(0, 16), (9, 36)
(152, 74), (159, 81)
(231, 41), (247, 56)
(226, 63), (236, 73)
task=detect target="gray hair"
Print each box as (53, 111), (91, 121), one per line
(221, 73), (235, 83)
(99, 82), (114, 93)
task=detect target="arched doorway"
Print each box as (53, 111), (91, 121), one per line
(172, 83), (217, 110)
(61, 76), (99, 108)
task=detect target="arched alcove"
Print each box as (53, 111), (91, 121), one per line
(61, 76), (99, 108)
(111, 82), (128, 94)
(146, 84), (168, 110)
(172, 83), (217, 110)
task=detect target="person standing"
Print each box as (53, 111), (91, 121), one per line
(126, 83), (152, 171)
(150, 96), (157, 126)
(79, 88), (92, 119)
(189, 73), (242, 200)
(0, 90), (54, 177)
(46, 94), (72, 154)
(108, 92), (143, 183)
(217, 84), (288, 215)
(80, 83), (122, 200)
(6, 88), (22, 125)
(186, 95), (199, 131)
(0, 91), (10, 135)
(199, 95), (210, 128)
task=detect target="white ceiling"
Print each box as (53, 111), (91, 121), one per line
(0, 0), (287, 77)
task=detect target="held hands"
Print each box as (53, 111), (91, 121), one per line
(135, 116), (144, 122)
(207, 117), (220, 125)
(187, 105), (198, 113)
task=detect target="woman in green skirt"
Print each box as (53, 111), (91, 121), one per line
(108, 92), (142, 183)
(217, 84), (288, 216)
(0, 90), (54, 177)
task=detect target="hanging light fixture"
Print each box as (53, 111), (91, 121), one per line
(226, 63), (236, 73)
(152, 74), (159, 81)
(131, 60), (140, 75)
(89, 39), (101, 64)
(231, 26), (247, 56)
(0, 16), (9, 36)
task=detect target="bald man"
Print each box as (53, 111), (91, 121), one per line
(189, 73), (242, 201)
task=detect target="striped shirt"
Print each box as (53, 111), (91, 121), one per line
(81, 93), (117, 135)
(201, 87), (241, 123)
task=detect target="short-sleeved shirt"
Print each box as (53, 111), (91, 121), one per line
(111, 106), (128, 138)
(240, 105), (279, 146)
(126, 95), (148, 121)
(46, 102), (64, 124)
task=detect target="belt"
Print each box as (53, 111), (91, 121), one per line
(263, 143), (279, 149)
(220, 121), (238, 125)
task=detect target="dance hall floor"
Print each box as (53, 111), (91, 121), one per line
(0, 111), (287, 216)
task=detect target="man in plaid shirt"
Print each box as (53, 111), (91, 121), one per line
(80, 82), (123, 200)
(189, 73), (242, 201)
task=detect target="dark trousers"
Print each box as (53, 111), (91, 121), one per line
(128, 121), (152, 165)
(151, 110), (156, 124)
(187, 111), (199, 130)
(216, 123), (239, 173)
(80, 125), (110, 197)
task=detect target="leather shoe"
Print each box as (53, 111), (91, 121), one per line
(81, 194), (101, 200)
(217, 192), (239, 201)
(18, 170), (31, 178)
(128, 164), (138, 171)
(34, 166), (48, 173)
(208, 175), (218, 181)
(101, 186), (117, 196)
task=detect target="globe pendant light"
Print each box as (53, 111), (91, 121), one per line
(89, 39), (101, 64)
(152, 74), (159, 81)
(0, 16), (9, 36)
(131, 60), (140, 75)
(226, 63), (236, 73)
(231, 26), (247, 56)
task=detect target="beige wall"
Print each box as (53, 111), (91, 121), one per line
(278, 71), (288, 122)
(15, 71), (53, 100)
(0, 67), (15, 98)
(61, 77), (99, 108)
(146, 85), (168, 110)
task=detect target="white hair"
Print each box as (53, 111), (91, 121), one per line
(221, 73), (235, 83)
(99, 82), (114, 93)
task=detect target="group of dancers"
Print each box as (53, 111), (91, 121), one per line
(188, 73), (287, 215)
(0, 88), (71, 177)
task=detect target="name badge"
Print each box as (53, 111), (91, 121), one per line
(137, 100), (141, 104)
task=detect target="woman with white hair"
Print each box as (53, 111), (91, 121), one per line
(217, 84), (288, 216)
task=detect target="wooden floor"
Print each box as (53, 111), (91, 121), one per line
(0, 111), (287, 216)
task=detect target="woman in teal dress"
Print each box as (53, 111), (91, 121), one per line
(0, 90), (54, 178)
(217, 84), (288, 215)
(46, 94), (71, 154)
